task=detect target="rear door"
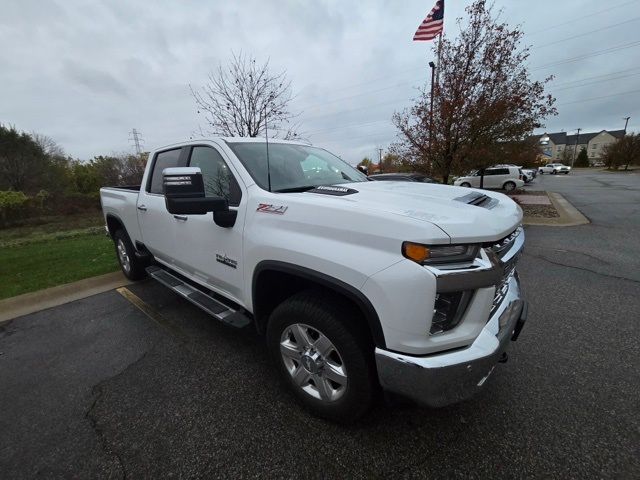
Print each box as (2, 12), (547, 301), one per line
(137, 147), (187, 264)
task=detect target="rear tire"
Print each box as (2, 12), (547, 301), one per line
(503, 181), (516, 192)
(266, 290), (376, 423)
(460, 182), (471, 188)
(113, 229), (147, 281)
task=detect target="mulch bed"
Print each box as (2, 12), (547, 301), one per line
(507, 190), (560, 218)
(521, 204), (559, 218)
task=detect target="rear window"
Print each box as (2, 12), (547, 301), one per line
(148, 149), (182, 194)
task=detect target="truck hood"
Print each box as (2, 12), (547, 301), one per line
(315, 181), (523, 243)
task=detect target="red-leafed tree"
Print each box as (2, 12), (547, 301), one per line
(392, 0), (557, 183)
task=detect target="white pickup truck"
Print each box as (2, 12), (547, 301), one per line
(100, 138), (527, 422)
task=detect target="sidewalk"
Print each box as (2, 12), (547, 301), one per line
(523, 192), (589, 227)
(0, 271), (131, 323)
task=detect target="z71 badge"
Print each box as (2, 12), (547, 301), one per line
(256, 203), (288, 215)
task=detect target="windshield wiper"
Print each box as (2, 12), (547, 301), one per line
(273, 185), (317, 193)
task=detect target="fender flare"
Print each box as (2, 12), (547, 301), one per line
(252, 260), (386, 349)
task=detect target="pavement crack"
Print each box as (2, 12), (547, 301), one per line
(524, 252), (640, 284)
(526, 245), (610, 264)
(85, 387), (127, 480)
(83, 342), (159, 480)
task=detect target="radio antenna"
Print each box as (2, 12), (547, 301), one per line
(264, 100), (272, 192)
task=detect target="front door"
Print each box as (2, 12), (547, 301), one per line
(172, 143), (247, 304)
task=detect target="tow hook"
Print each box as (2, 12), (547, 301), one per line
(498, 352), (508, 363)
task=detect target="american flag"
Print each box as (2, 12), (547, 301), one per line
(413, 0), (445, 41)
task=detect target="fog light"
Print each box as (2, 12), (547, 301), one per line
(430, 291), (472, 335)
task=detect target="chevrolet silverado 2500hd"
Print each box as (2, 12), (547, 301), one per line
(100, 138), (527, 421)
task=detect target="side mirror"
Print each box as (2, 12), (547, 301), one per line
(163, 167), (228, 215)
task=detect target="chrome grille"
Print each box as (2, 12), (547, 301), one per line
(486, 226), (522, 258)
(489, 241), (521, 316)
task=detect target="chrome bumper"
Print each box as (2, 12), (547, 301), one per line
(375, 273), (527, 408)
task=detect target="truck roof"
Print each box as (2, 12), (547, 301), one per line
(155, 136), (311, 151)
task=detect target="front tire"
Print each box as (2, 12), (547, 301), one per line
(266, 290), (376, 422)
(460, 182), (471, 188)
(113, 229), (147, 280)
(503, 181), (516, 192)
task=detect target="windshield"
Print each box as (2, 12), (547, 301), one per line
(227, 142), (368, 192)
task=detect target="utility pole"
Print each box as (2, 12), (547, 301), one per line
(129, 128), (143, 155)
(429, 61), (436, 155)
(572, 128), (581, 167)
(623, 116), (631, 134)
(378, 148), (383, 173)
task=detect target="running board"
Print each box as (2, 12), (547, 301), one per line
(146, 266), (251, 328)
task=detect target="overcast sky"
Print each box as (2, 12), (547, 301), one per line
(1, 0), (639, 164)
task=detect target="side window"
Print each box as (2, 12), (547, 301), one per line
(189, 146), (242, 206)
(485, 169), (498, 176)
(149, 149), (182, 194)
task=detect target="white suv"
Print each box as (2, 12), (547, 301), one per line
(454, 166), (524, 192)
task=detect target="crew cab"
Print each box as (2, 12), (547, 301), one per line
(539, 163), (571, 174)
(100, 138), (527, 422)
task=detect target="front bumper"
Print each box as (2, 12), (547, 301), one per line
(375, 273), (527, 407)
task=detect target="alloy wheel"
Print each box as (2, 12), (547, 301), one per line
(279, 323), (347, 402)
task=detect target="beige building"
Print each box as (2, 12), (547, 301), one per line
(534, 129), (626, 164)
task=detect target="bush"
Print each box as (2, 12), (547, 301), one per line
(0, 191), (29, 227)
(574, 147), (590, 167)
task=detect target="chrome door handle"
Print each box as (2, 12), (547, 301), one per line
(173, 215), (188, 221)
(137, 205), (147, 211)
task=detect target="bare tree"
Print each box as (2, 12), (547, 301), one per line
(602, 133), (640, 170)
(31, 133), (65, 158)
(191, 52), (300, 139)
(392, 0), (557, 183)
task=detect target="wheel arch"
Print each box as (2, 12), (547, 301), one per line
(105, 213), (126, 238)
(252, 261), (386, 349)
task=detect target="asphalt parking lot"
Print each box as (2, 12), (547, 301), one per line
(1, 170), (638, 479)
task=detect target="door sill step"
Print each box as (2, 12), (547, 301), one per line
(146, 265), (250, 328)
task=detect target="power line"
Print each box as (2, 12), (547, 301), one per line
(557, 88), (640, 106)
(528, 0), (640, 35)
(531, 40), (640, 70)
(551, 66), (640, 87)
(533, 17), (640, 49)
(291, 5), (640, 108)
(553, 71), (640, 91)
(294, 42), (640, 121)
(311, 80), (640, 142)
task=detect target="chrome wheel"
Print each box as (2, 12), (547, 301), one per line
(279, 323), (347, 402)
(116, 239), (131, 273)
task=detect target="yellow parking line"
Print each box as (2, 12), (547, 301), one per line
(116, 287), (185, 340)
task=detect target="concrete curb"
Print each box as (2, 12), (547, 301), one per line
(0, 271), (132, 324)
(523, 192), (590, 227)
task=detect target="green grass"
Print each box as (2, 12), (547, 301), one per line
(0, 212), (104, 244)
(0, 231), (119, 300)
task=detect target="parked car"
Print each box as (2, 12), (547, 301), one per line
(369, 172), (439, 183)
(100, 138), (527, 422)
(539, 163), (571, 174)
(521, 169), (537, 183)
(453, 166), (525, 191)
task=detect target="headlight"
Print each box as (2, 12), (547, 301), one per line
(402, 242), (480, 265)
